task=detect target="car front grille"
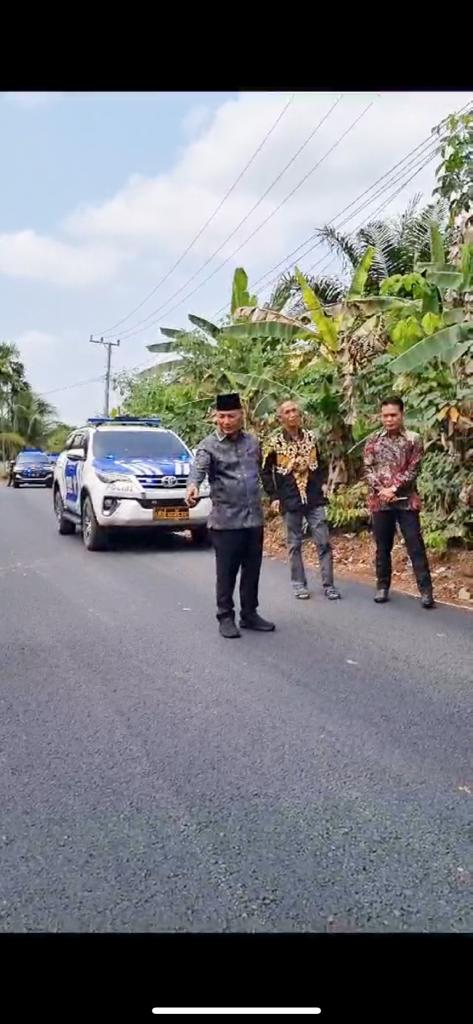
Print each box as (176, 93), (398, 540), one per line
(138, 497), (188, 510)
(136, 476), (188, 489)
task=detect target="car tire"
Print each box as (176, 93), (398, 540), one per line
(54, 487), (76, 535)
(13, 480), (20, 489)
(46, 480), (53, 489)
(191, 526), (210, 546)
(82, 494), (107, 551)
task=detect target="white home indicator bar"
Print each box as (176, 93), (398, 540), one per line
(152, 1010), (321, 1016)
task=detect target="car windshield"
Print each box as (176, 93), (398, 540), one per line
(16, 452), (48, 463)
(93, 430), (189, 461)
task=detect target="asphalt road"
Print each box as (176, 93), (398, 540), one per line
(0, 486), (471, 933)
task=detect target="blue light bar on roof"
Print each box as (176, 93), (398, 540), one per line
(87, 416), (161, 427)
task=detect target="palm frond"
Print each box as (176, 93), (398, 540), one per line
(267, 272), (300, 312)
(315, 225), (363, 270)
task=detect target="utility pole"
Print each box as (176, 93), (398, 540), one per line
(89, 336), (121, 416)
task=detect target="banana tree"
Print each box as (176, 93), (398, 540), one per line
(343, 224), (473, 373)
(387, 235), (473, 373)
(288, 250), (388, 489)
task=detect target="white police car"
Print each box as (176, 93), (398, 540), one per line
(53, 416), (211, 551)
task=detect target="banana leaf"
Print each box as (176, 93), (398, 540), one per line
(147, 338), (179, 353)
(252, 393), (279, 417)
(188, 315), (221, 339)
(426, 269), (464, 291)
(138, 356), (181, 377)
(429, 222), (445, 265)
(158, 328), (186, 339)
(345, 296), (418, 313)
(232, 306), (308, 329)
(294, 268), (338, 350)
(421, 283), (441, 315)
(347, 246), (375, 298)
(415, 261), (464, 292)
(449, 338), (473, 364)
(223, 321), (314, 343)
(443, 308), (466, 325)
(230, 268), (257, 315)
(459, 243), (473, 292)
(388, 323), (473, 373)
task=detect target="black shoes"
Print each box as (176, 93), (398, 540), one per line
(219, 616), (241, 639)
(239, 613), (275, 632)
(219, 613), (275, 636)
(374, 588), (435, 608)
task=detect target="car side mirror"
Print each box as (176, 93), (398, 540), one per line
(67, 448), (86, 462)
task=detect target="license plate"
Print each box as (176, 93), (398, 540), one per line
(153, 507), (188, 521)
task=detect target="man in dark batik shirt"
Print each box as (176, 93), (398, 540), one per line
(363, 396), (434, 608)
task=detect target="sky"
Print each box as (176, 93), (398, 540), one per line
(1, 89), (471, 426)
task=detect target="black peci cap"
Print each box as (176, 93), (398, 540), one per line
(216, 393), (242, 411)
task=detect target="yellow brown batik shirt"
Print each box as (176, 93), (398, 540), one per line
(261, 429), (327, 512)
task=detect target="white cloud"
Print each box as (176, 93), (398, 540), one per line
(181, 103), (212, 140)
(15, 328), (56, 354)
(0, 230), (127, 288)
(4, 92), (64, 108)
(64, 91), (469, 278)
(2, 90), (471, 423)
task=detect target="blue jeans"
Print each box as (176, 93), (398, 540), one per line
(284, 506), (334, 590)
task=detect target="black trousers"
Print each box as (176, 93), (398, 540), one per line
(372, 508), (432, 593)
(211, 527), (264, 621)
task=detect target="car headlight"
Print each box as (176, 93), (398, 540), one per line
(96, 471), (140, 494)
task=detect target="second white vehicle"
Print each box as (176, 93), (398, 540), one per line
(53, 416), (211, 550)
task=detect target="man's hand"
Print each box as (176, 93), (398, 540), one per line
(186, 484), (199, 508)
(379, 486), (397, 502)
(270, 499), (280, 515)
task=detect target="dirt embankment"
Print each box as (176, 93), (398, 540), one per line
(264, 516), (473, 610)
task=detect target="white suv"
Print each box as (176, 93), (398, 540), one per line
(53, 416), (211, 551)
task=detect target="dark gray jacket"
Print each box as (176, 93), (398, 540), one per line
(189, 430), (264, 530)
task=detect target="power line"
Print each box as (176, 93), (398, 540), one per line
(250, 139), (441, 299)
(33, 141), (454, 405)
(115, 99), (374, 341)
(104, 94), (345, 341)
(212, 97), (472, 316)
(43, 99), (472, 399)
(38, 374), (106, 397)
(257, 144), (443, 304)
(97, 92), (296, 336)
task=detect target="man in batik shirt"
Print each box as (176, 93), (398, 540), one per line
(261, 399), (341, 601)
(363, 396), (434, 608)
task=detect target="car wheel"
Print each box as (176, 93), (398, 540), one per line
(13, 480), (20, 488)
(46, 480), (53, 489)
(191, 526), (210, 546)
(54, 487), (75, 535)
(82, 495), (107, 551)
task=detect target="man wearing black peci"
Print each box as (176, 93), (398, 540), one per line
(186, 393), (275, 639)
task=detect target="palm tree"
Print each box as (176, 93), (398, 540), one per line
(267, 271), (345, 317)
(316, 195), (452, 289)
(12, 390), (57, 447)
(267, 196), (454, 316)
